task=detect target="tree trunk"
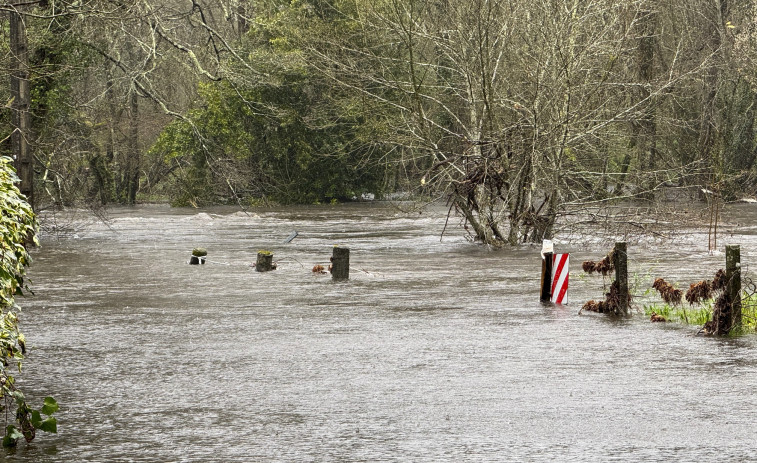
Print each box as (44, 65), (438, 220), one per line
(697, 1), (728, 189)
(455, 196), (488, 243)
(104, 68), (119, 203)
(9, 6), (33, 209)
(634, 6), (657, 194)
(126, 86), (140, 205)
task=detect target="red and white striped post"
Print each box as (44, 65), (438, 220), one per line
(550, 253), (570, 304)
(540, 240), (570, 304)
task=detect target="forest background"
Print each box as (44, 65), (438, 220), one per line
(2, 0), (757, 245)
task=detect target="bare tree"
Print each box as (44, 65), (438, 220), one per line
(292, 0), (724, 244)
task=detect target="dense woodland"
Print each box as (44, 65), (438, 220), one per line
(2, 0), (757, 244)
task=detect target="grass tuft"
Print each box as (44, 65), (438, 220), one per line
(645, 292), (757, 334)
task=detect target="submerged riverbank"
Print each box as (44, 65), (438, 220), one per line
(7, 203), (757, 461)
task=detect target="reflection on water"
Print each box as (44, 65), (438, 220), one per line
(6, 203), (757, 462)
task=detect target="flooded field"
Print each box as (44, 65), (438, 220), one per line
(6, 202), (757, 462)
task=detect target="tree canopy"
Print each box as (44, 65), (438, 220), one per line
(2, 0), (757, 244)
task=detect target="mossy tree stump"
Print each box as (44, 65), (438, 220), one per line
(331, 247), (350, 281)
(256, 251), (273, 272)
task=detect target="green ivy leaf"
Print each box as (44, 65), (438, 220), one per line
(31, 410), (42, 428)
(2, 425), (23, 447)
(12, 390), (24, 406)
(41, 397), (58, 415)
(38, 417), (57, 434)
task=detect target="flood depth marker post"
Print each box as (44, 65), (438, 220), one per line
(331, 246), (350, 281)
(613, 242), (629, 315)
(726, 244), (742, 330)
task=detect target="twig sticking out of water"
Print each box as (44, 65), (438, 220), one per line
(275, 257), (305, 268)
(358, 267), (381, 277)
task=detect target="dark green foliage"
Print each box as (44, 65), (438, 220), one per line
(0, 159), (57, 448)
(146, 0), (394, 206)
(151, 69), (387, 206)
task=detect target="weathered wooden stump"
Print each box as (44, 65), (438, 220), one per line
(256, 251), (274, 272)
(726, 244), (742, 331)
(540, 251), (553, 303)
(331, 246), (350, 281)
(613, 242), (629, 315)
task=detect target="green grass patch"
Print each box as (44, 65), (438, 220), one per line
(644, 301), (713, 325)
(737, 293), (757, 334)
(645, 292), (757, 334)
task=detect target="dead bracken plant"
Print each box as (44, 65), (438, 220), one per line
(581, 281), (631, 315)
(582, 250), (615, 276)
(650, 268), (739, 335)
(606, 280), (631, 311)
(711, 268), (727, 292)
(581, 300), (608, 313)
(703, 292), (733, 335)
(652, 278), (683, 305)
(685, 281), (712, 305)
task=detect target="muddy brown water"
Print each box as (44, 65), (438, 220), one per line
(6, 203), (757, 462)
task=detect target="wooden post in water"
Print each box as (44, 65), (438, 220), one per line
(188, 255), (206, 265)
(256, 251), (273, 272)
(726, 244), (742, 331)
(540, 252), (553, 303)
(613, 242), (629, 315)
(331, 246), (350, 281)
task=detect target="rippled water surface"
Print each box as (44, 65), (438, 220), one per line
(6, 203), (757, 462)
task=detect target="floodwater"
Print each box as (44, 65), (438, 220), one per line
(6, 202), (757, 462)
